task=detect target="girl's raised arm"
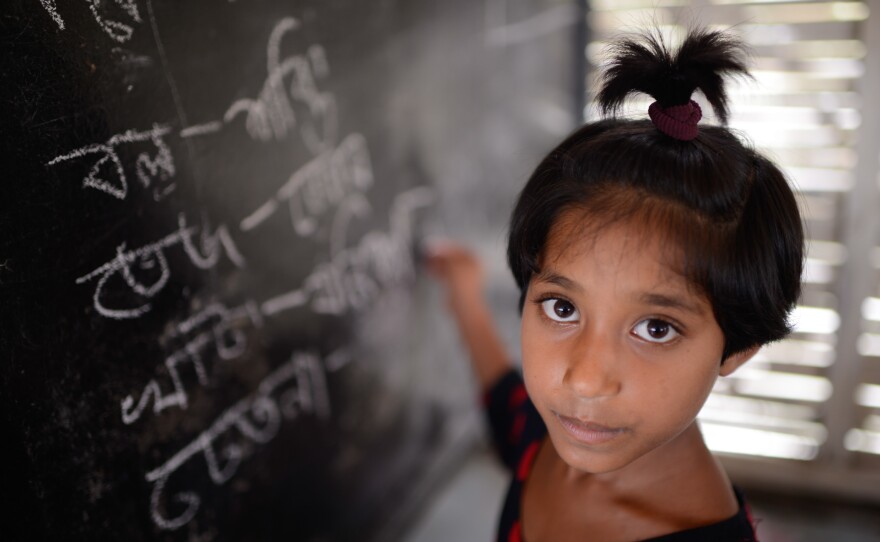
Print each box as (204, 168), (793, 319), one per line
(424, 242), (513, 391)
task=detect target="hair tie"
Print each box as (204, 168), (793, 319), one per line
(648, 100), (702, 141)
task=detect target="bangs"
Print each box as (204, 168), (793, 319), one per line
(534, 185), (729, 300)
(508, 118), (803, 359)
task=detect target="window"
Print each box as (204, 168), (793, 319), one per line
(584, 0), (880, 498)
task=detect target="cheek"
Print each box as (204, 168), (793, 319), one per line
(646, 354), (719, 420)
(683, 343), (725, 398)
(520, 315), (564, 394)
(520, 311), (545, 370)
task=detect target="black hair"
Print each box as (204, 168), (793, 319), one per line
(507, 28), (804, 360)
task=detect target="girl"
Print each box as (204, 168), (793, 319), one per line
(427, 27), (803, 541)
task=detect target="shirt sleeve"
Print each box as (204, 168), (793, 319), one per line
(482, 369), (545, 472)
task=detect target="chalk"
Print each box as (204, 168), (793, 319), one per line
(180, 121), (223, 138)
(223, 16), (337, 152)
(239, 200), (278, 232)
(76, 213), (244, 320)
(145, 351), (332, 530)
(239, 132), (373, 235)
(38, 0), (65, 30)
(87, 0), (142, 43)
(48, 124), (174, 201)
(122, 301), (264, 425)
(261, 289), (310, 316)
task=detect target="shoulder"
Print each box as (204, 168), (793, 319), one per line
(643, 486), (758, 542)
(483, 369), (547, 472)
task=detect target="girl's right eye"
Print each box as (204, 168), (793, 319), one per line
(539, 298), (579, 323)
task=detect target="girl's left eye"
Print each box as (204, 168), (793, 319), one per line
(632, 319), (680, 344)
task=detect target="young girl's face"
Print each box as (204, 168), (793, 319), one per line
(521, 209), (740, 475)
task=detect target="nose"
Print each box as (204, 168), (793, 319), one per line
(562, 327), (622, 399)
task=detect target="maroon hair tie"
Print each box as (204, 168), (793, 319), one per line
(648, 100), (702, 141)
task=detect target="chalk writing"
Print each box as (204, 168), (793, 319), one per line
(145, 350), (335, 530)
(224, 17), (337, 153)
(47, 124), (176, 201)
(89, 0), (142, 43)
(75, 213), (246, 320)
(34, 5), (438, 532)
(239, 133), (373, 235)
(38, 0), (65, 30)
(39, 0), (142, 42)
(121, 185), (427, 423)
(121, 301), (263, 425)
(179, 121), (223, 139)
(261, 186), (434, 317)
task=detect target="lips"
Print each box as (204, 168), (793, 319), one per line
(554, 413), (627, 445)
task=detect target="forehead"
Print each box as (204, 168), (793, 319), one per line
(540, 207), (694, 291)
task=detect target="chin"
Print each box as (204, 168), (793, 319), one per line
(550, 433), (634, 475)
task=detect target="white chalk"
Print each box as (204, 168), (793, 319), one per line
(144, 351), (332, 530)
(38, 0), (65, 30)
(180, 121), (222, 138)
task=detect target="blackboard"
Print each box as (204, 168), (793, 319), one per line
(0, 1), (582, 540)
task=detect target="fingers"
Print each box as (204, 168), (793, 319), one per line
(422, 240), (472, 274)
(421, 239), (483, 290)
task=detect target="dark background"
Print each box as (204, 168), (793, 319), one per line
(0, 1), (582, 540)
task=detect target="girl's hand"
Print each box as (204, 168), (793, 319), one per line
(423, 241), (485, 311)
(424, 240), (512, 387)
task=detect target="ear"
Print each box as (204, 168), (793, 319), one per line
(719, 345), (760, 377)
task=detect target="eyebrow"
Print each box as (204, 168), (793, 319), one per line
(638, 293), (705, 317)
(533, 270), (583, 293)
(534, 270), (705, 316)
